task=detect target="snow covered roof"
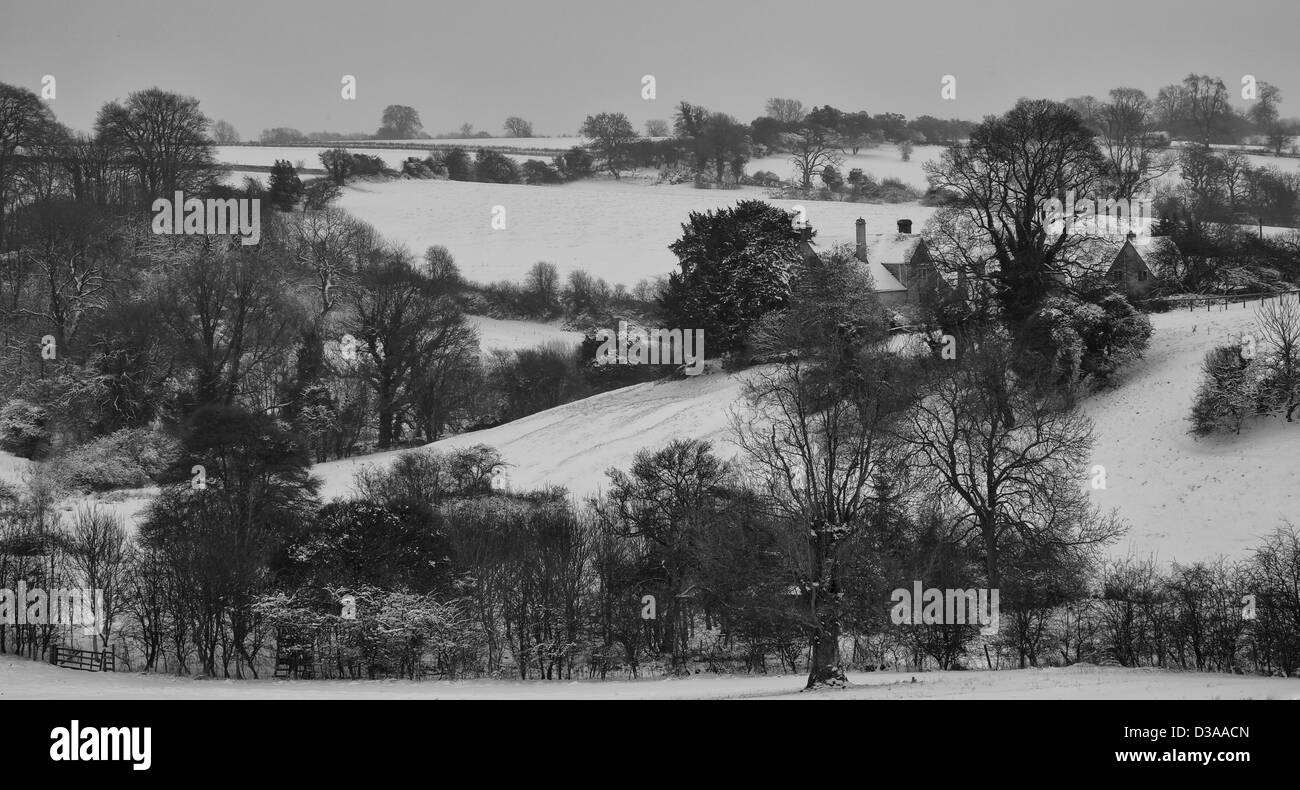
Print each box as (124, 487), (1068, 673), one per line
(1060, 234), (1180, 280)
(861, 257), (908, 292)
(799, 238), (908, 293)
(860, 233), (924, 267)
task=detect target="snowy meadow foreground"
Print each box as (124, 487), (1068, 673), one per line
(3, 657), (1295, 700)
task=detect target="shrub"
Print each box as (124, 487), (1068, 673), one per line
(0, 400), (52, 459)
(443, 147), (473, 181)
(553, 147), (594, 181)
(522, 159), (562, 185)
(56, 427), (181, 491)
(474, 149), (522, 184)
(1189, 345), (1253, 436)
(349, 153), (388, 177)
(319, 148), (353, 185)
(303, 179), (342, 210)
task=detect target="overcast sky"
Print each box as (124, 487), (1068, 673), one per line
(2, 0), (1297, 138)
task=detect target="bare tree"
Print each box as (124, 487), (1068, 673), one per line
(765, 97), (806, 124)
(0, 82), (60, 250)
(1096, 88), (1174, 199)
(13, 202), (123, 352)
(210, 120), (240, 144)
(734, 248), (909, 688)
(347, 249), (476, 448)
(503, 116), (533, 138)
(94, 88), (217, 201)
(1256, 297), (1300, 420)
(64, 506), (130, 651)
(784, 124), (843, 190)
(580, 113), (637, 178)
(900, 331), (1123, 590)
(923, 99), (1108, 322)
(644, 119), (669, 138)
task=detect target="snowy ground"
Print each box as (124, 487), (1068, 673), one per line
(331, 136), (589, 150)
(467, 315), (584, 355)
(336, 177), (933, 287)
(1, 655), (1293, 699)
(311, 363), (761, 502)
(748, 144), (943, 191)
(1081, 297), (1300, 562)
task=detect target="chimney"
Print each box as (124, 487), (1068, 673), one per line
(799, 223), (812, 243)
(897, 219), (913, 234)
(1126, 231), (1136, 241)
(855, 218), (867, 261)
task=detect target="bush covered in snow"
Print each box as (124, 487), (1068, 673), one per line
(1189, 345), (1255, 435)
(54, 427), (180, 492)
(0, 399), (52, 459)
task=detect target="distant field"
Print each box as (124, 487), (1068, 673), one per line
(749, 143), (945, 191)
(468, 315), (584, 354)
(332, 136), (589, 150)
(336, 177), (935, 286)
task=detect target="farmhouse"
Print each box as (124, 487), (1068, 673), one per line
(1063, 232), (1180, 299)
(799, 218), (945, 307)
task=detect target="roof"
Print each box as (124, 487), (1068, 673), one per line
(860, 233), (925, 268)
(799, 238), (908, 293)
(860, 257), (908, 292)
(1061, 234), (1180, 281)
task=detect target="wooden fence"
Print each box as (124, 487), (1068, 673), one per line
(50, 645), (116, 672)
(1144, 288), (1300, 311)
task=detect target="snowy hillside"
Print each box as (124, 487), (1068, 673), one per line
(312, 301), (1299, 563)
(312, 364), (763, 501)
(5, 300), (1294, 565)
(1082, 299), (1300, 562)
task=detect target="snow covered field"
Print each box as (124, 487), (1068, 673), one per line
(332, 136), (588, 150)
(748, 144), (944, 190)
(1081, 297), (1300, 562)
(311, 363), (760, 501)
(468, 315), (585, 355)
(336, 178), (933, 286)
(1, 655), (1293, 699)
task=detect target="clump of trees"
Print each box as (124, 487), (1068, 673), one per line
(1190, 298), (1300, 435)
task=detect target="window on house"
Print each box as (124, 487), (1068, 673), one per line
(1139, 270), (1148, 281)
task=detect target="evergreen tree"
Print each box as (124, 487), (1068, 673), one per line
(267, 159), (303, 211)
(661, 200), (804, 354)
